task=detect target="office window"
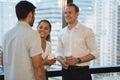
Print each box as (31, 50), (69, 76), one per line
(0, 0), (120, 80)
(74, 0), (120, 80)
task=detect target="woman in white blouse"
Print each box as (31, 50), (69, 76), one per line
(37, 20), (56, 79)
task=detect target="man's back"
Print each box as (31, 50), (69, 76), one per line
(3, 21), (41, 80)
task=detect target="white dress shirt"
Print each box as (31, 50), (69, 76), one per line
(3, 21), (42, 80)
(56, 22), (99, 66)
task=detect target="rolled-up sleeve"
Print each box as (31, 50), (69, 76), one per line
(85, 29), (99, 58)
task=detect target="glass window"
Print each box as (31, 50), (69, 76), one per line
(1, 0), (120, 80)
(74, 0), (119, 67)
(74, 0), (120, 80)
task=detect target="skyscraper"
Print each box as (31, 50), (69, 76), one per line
(93, 0), (119, 79)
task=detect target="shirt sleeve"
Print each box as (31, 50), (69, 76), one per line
(85, 29), (99, 58)
(55, 33), (64, 58)
(29, 31), (42, 57)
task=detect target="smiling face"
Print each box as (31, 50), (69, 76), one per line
(64, 6), (79, 24)
(37, 21), (51, 40)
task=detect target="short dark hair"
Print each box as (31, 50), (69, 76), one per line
(67, 3), (79, 12)
(15, 1), (36, 20)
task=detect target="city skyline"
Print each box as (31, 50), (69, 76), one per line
(0, 0), (120, 80)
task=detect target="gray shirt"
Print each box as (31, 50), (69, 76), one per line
(3, 21), (42, 80)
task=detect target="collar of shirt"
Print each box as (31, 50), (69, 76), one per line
(66, 22), (80, 33)
(17, 21), (32, 30)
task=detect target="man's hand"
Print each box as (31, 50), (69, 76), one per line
(66, 56), (78, 65)
(61, 59), (69, 69)
(57, 56), (69, 69)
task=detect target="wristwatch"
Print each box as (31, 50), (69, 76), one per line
(77, 58), (81, 63)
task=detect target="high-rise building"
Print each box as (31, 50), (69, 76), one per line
(93, 0), (119, 80)
(1, 0), (120, 80)
(94, 0), (117, 67)
(74, 0), (119, 80)
(117, 0), (120, 65)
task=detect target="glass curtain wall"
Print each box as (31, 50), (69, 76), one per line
(74, 0), (120, 80)
(0, 0), (120, 80)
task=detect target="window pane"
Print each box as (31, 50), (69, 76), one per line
(74, 0), (119, 80)
(74, 0), (118, 67)
(0, 0), (120, 80)
(92, 72), (120, 80)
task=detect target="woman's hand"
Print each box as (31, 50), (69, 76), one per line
(43, 55), (56, 65)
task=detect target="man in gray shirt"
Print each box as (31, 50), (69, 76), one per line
(2, 1), (46, 80)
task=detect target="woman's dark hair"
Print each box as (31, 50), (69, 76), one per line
(67, 3), (79, 12)
(37, 20), (51, 41)
(15, 1), (36, 20)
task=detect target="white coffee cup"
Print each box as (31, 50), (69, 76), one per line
(48, 53), (55, 59)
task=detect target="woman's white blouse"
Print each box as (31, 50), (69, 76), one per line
(41, 41), (54, 70)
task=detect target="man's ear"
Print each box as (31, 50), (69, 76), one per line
(27, 11), (33, 19)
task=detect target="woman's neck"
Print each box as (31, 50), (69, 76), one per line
(41, 38), (46, 43)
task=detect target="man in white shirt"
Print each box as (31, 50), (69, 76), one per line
(2, 1), (46, 80)
(56, 3), (99, 80)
